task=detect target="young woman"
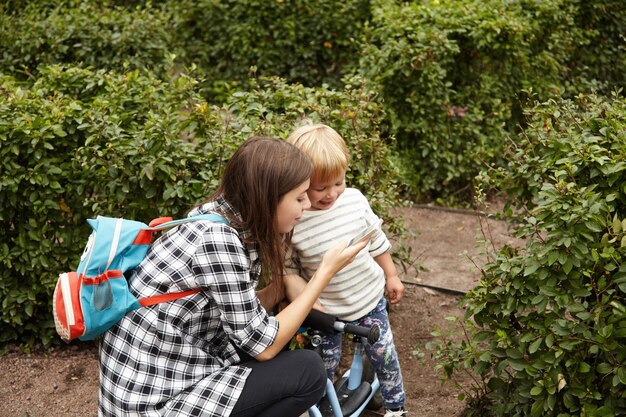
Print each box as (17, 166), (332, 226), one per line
(98, 137), (369, 417)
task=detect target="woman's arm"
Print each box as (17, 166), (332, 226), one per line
(283, 274), (325, 311)
(255, 239), (369, 361)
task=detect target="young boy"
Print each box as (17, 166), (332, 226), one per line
(285, 122), (407, 417)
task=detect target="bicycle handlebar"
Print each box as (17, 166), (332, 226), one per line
(303, 309), (380, 345)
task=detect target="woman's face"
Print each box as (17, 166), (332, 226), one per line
(276, 179), (311, 234)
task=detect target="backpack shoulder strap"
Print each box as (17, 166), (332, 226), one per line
(134, 214), (228, 245)
(147, 214), (228, 231)
(135, 214), (228, 306)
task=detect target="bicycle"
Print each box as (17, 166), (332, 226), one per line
(301, 309), (383, 417)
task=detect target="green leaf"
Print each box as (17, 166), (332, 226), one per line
(144, 164), (154, 180)
(531, 398), (545, 416)
(597, 363), (613, 374)
(524, 261), (540, 276)
(508, 358), (526, 371)
(529, 338), (542, 354)
(506, 348), (523, 359)
(52, 125), (67, 137)
(563, 260), (573, 274)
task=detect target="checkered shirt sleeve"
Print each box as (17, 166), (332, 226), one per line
(98, 216), (279, 417)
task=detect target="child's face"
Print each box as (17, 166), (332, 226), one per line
(307, 171), (346, 211)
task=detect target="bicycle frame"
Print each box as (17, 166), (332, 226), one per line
(302, 310), (381, 417)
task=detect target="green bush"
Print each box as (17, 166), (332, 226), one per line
(566, 0), (626, 95)
(430, 93), (626, 416)
(0, 65), (404, 348)
(0, 65), (222, 348)
(358, 0), (624, 203)
(168, 0), (372, 93)
(0, 0), (372, 97)
(3, 0), (624, 205)
(0, 1), (175, 79)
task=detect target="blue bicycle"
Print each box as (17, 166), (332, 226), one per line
(301, 310), (383, 417)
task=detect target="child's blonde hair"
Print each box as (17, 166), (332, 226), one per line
(286, 122), (349, 182)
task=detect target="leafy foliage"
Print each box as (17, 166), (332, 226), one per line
(565, 0), (626, 95)
(1, 0), (624, 205)
(0, 1), (175, 79)
(429, 93), (626, 416)
(0, 0), (371, 93)
(0, 65), (405, 348)
(0, 66), (217, 347)
(358, 0), (589, 203)
(168, 0), (371, 92)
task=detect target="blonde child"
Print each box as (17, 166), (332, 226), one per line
(285, 123), (407, 417)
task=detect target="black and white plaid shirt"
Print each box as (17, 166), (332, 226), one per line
(99, 197), (279, 417)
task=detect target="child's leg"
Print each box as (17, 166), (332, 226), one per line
(320, 331), (343, 380)
(358, 298), (406, 410)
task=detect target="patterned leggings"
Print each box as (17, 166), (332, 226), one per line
(320, 297), (406, 410)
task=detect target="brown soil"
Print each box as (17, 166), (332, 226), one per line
(0, 205), (518, 417)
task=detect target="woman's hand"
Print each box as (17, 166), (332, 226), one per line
(316, 238), (370, 283)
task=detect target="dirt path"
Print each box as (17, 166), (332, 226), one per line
(0, 205), (518, 417)
(399, 205), (519, 293)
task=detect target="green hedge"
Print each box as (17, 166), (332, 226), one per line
(430, 93), (626, 416)
(359, 0), (626, 203)
(359, 0), (589, 203)
(2, 0), (624, 204)
(0, 1), (175, 79)
(168, 0), (371, 94)
(0, 65), (403, 348)
(565, 0), (626, 95)
(0, 66), (215, 347)
(0, 0), (371, 92)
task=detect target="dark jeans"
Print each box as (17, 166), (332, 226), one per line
(231, 349), (326, 417)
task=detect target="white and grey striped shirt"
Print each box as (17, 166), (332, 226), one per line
(285, 188), (390, 321)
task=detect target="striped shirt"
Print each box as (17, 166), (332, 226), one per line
(99, 196), (279, 417)
(285, 188), (391, 321)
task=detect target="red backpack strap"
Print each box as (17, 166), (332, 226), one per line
(138, 288), (202, 307)
(148, 217), (174, 227)
(133, 217), (174, 245)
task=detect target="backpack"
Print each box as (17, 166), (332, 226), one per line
(53, 214), (227, 342)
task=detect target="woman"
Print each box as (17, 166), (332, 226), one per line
(98, 137), (368, 417)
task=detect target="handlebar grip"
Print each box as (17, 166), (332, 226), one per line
(343, 323), (380, 345)
(302, 309), (339, 334)
(303, 309), (381, 344)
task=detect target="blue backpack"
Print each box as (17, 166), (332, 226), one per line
(53, 214), (227, 342)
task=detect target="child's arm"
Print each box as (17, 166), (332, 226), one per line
(375, 251), (405, 304)
(284, 274), (325, 311)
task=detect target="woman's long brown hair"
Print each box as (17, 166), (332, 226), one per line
(206, 137), (312, 282)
